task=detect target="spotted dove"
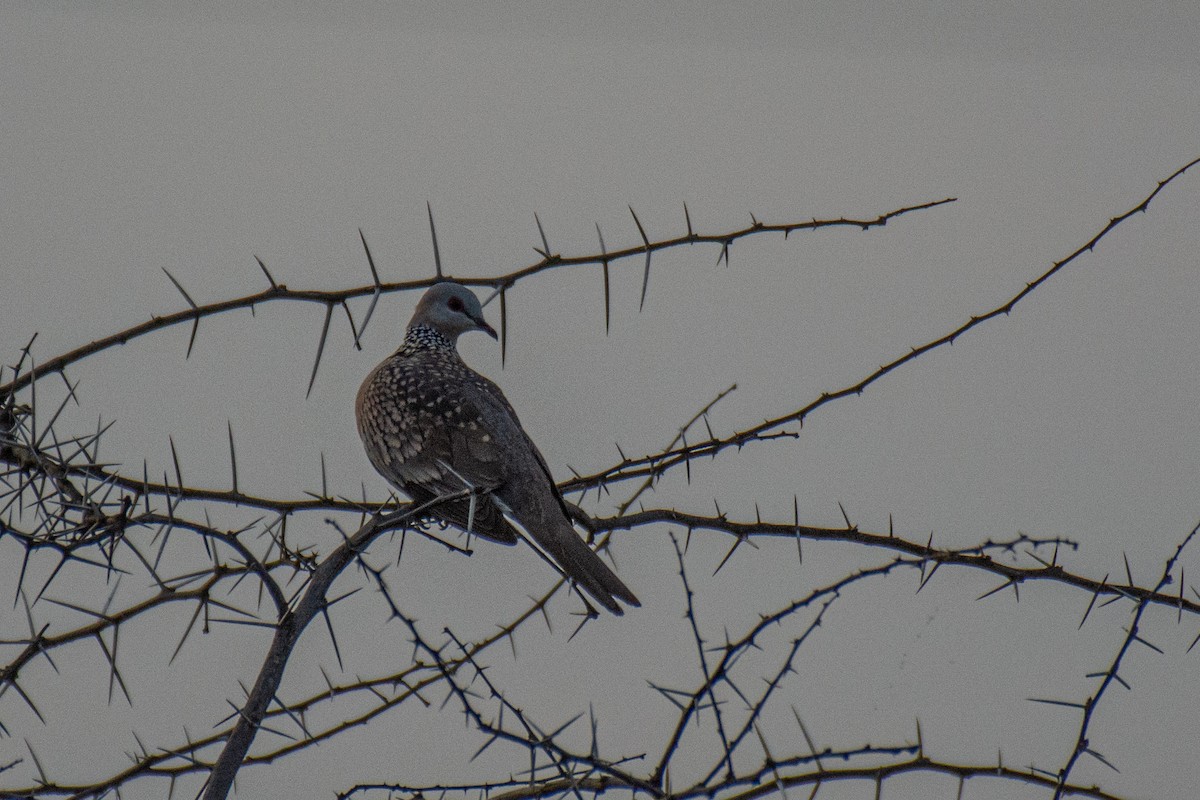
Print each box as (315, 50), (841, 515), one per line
(356, 282), (640, 615)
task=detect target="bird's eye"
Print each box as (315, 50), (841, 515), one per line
(447, 296), (465, 312)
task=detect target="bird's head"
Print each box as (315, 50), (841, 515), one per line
(408, 282), (499, 343)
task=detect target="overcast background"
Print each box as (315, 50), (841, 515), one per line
(3, 3), (1200, 799)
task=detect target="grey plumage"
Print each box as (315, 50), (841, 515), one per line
(356, 282), (640, 615)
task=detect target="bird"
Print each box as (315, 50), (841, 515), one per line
(356, 281), (640, 615)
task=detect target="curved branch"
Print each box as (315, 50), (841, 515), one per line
(598, 508), (1200, 616)
(564, 156), (1200, 495)
(200, 490), (479, 800)
(1, 200), (953, 397)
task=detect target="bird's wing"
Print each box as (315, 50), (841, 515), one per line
(458, 377), (642, 614)
(391, 375), (510, 489)
(359, 360), (518, 544)
(389, 370), (589, 551)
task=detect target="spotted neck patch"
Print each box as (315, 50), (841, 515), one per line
(400, 324), (455, 354)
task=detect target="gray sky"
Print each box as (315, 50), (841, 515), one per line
(3, 3), (1200, 799)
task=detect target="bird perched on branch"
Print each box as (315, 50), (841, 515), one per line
(356, 282), (640, 615)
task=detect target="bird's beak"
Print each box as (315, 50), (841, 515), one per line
(475, 316), (499, 340)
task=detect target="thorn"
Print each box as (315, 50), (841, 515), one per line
(1131, 632), (1164, 654)
(1079, 574), (1108, 629)
(629, 206), (652, 310)
(534, 212), (551, 258)
(1027, 696), (1087, 710)
(1089, 668), (1131, 691)
(306, 302), (334, 398)
(596, 223), (611, 335)
(976, 578), (1017, 601)
(254, 255), (278, 289)
(838, 502), (854, 530)
(1025, 548), (1055, 569)
(227, 421), (239, 498)
(358, 287), (381, 345)
(1084, 747), (1120, 773)
(568, 607), (597, 640)
(713, 534), (745, 576)
(427, 201), (444, 278)
(682, 433), (692, 484)
(167, 435), (184, 493)
(793, 495), (803, 563)
(162, 268), (198, 309)
(499, 286), (508, 368)
(790, 707), (823, 772)
(1179, 565), (1186, 624)
(24, 739), (48, 784)
(186, 318), (200, 359)
(359, 228), (382, 287)
(916, 560), (940, 593)
(340, 299), (363, 352)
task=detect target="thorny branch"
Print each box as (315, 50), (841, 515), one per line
(561, 157), (1200, 497)
(2, 164), (1198, 800)
(0, 199), (954, 399)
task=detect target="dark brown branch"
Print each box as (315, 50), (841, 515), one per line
(1050, 521), (1200, 797)
(200, 490), (480, 800)
(564, 157), (1200, 495)
(0, 199), (953, 397)
(595, 508), (1200, 615)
